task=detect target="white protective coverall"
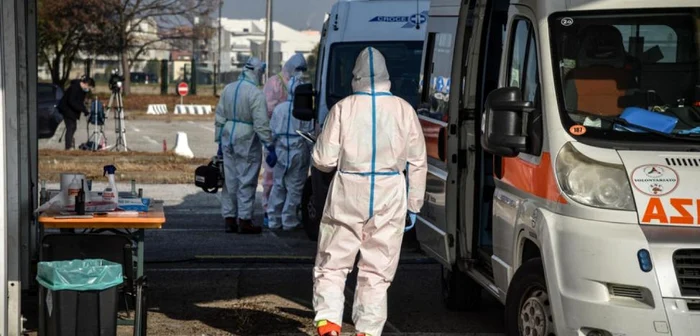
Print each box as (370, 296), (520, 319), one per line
(215, 58), (273, 221)
(311, 47), (427, 336)
(262, 53), (308, 215)
(267, 77), (314, 230)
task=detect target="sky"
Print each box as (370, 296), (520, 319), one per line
(222, 0), (338, 31)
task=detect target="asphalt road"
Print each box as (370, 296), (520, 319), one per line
(40, 119), (216, 157)
(138, 192), (506, 335)
(29, 177), (507, 334)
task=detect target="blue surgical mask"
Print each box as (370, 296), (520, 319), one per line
(83, 87), (90, 92)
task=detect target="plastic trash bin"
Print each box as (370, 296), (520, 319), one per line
(37, 259), (123, 336)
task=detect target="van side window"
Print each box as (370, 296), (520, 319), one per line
(419, 31), (455, 122)
(507, 20), (529, 88)
(507, 18), (542, 155)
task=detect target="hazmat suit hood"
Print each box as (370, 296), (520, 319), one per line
(351, 47), (391, 94)
(282, 53), (307, 77)
(240, 57), (266, 86)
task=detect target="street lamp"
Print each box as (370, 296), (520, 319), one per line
(265, 0), (273, 81)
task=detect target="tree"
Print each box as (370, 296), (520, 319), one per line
(38, 0), (112, 88)
(88, 0), (211, 95)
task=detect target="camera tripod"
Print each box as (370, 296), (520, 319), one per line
(86, 99), (107, 151)
(104, 87), (129, 152)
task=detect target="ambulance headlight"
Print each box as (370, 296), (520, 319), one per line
(556, 143), (636, 211)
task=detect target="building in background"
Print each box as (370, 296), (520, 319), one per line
(38, 17), (321, 87)
(216, 18), (319, 83)
(38, 18), (170, 84)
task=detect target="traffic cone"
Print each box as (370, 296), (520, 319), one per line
(173, 132), (194, 158)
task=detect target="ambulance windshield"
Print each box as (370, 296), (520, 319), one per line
(326, 41), (424, 109)
(550, 8), (700, 141)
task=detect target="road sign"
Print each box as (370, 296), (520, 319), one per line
(178, 82), (189, 97)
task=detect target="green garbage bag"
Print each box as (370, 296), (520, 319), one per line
(36, 259), (123, 291)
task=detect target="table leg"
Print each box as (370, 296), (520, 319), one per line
(136, 229), (144, 278)
(135, 229), (145, 336)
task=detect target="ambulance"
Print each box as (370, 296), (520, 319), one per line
(294, 0), (430, 240)
(414, 0), (700, 335)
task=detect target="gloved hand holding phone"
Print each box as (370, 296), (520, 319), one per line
(265, 145), (277, 167)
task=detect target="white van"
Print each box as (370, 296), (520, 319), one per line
(294, 0), (430, 240)
(414, 0), (700, 335)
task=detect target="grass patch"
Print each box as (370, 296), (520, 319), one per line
(39, 149), (210, 184)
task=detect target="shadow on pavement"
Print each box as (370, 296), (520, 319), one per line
(147, 271), (310, 335)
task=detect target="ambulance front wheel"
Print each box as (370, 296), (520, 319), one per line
(302, 178), (320, 241)
(441, 265), (481, 311)
(504, 258), (555, 336)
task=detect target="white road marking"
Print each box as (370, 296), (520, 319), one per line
(143, 135), (159, 145)
(132, 127), (141, 132)
(199, 124), (214, 132)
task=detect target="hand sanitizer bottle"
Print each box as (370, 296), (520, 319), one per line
(102, 165), (119, 204)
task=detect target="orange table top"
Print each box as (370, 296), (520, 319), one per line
(39, 202), (166, 229)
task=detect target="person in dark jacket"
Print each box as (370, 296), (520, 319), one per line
(57, 76), (94, 149)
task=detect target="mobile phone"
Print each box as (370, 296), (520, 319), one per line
(296, 130), (317, 144)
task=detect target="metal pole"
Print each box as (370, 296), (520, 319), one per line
(215, 0), (222, 95)
(265, 0), (273, 80)
(191, 17), (198, 95)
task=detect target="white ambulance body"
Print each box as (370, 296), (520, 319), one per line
(415, 0), (700, 335)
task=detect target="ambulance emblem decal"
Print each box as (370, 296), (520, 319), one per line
(631, 165), (678, 196)
(369, 11), (428, 28)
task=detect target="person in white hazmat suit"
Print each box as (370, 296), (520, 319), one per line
(262, 53), (308, 225)
(311, 47), (427, 336)
(267, 76), (314, 231)
(215, 57), (277, 234)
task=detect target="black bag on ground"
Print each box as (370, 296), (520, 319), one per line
(195, 158), (223, 193)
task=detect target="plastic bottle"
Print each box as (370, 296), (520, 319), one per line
(66, 176), (81, 207)
(102, 165), (119, 204)
(130, 179), (137, 197)
(75, 180), (86, 215)
(39, 180), (48, 205)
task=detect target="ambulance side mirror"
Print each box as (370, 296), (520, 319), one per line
(293, 83), (315, 121)
(481, 87), (533, 157)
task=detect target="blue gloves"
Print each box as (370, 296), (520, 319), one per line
(405, 212), (417, 232)
(217, 143), (223, 158)
(265, 145), (277, 168)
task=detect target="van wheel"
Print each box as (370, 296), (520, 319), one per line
(301, 178), (320, 241)
(441, 265), (481, 311)
(504, 258), (556, 336)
